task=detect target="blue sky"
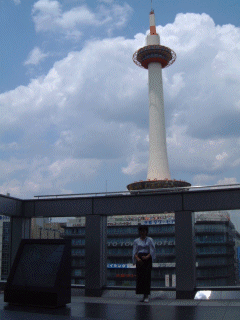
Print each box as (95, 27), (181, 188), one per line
(0, 0), (240, 198)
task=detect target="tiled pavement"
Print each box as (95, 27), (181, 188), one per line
(1, 289), (240, 320)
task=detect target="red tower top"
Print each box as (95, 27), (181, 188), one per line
(133, 10), (176, 69)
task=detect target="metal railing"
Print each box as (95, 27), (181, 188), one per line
(34, 183), (240, 199)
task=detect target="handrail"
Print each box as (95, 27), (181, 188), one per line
(70, 285), (240, 292)
(34, 184), (240, 199)
(1, 281), (240, 293)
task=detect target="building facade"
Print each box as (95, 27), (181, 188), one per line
(30, 218), (65, 239)
(195, 213), (239, 286)
(0, 215), (11, 281)
(62, 212), (239, 287)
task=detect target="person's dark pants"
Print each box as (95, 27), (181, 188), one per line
(136, 253), (152, 295)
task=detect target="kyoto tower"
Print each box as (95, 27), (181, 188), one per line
(127, 9), (190, 191)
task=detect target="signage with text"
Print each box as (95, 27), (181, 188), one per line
(107, 263), (176, 268)
(107, 240), (175, 247)
(67, 219), (175, 227)
(142, 220), (175, 225)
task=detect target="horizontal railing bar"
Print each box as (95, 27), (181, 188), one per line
(1, 281), (240, 293)
(103, 286), (176, 291)
(70, 285), (240, 291)
(70, 284), (85, 289)
(195, 286), (240, 291)
(34, 184), (240, 198)
(72, 285), (240, 292)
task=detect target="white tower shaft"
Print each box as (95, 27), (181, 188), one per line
(147, 62), (171, 180)
(146, 12), (171, 180)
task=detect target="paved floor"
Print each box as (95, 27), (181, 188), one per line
(1, 289), (240, 320)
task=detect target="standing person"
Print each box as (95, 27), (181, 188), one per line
(132, 225), (156, 303)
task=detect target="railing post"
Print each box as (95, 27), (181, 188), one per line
(175, 211), (196, 299)
(85, 215), (107, 297)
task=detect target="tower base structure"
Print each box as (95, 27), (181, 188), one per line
(127, 180), (191, 192)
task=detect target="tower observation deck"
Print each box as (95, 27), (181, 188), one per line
(133, 44), (176, 69)
(127, 10), (190, 192)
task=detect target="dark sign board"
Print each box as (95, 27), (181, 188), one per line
(4, 239), (71, 308)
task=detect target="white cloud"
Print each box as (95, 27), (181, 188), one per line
(215, 152), (228, 161)
(48, 158), (101, 180)
(167, 125), (234, 175)
(0, 142), (19, 151)
(0, 159), (28, 178)
(217, 177), (238, 185)
(213, 151), (229, 169)
(13, 0), (21, 5)
(32, 0), (133, 38)
(167, 72), (185, 99)
(193, 174), (216, 186)
(122, 155), (148, 175)
(0, 180), (23, 198)
(0, 157), (101, 198)
(0, 13), (240, 197)
(24, 47), (48, 66)
(98, 0), (114, 3)
(232, 157), (240, 167)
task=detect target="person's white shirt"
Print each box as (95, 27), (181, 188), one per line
(132, 237), (156, 264)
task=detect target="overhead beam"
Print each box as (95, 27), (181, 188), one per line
(92, 193), (182, 215)
(1, 187), (240, 218)
(0, 195), (22, 217)
(23, 198), (92, 218)
(183, 188), (240, 212)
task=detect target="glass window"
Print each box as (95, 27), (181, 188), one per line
(197, 246), (227, 254)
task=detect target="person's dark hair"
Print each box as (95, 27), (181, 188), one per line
(138, 224), (148, 235)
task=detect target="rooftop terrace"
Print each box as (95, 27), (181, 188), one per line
(1, 289), (240, 320)
(1, 186), (240, 318)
